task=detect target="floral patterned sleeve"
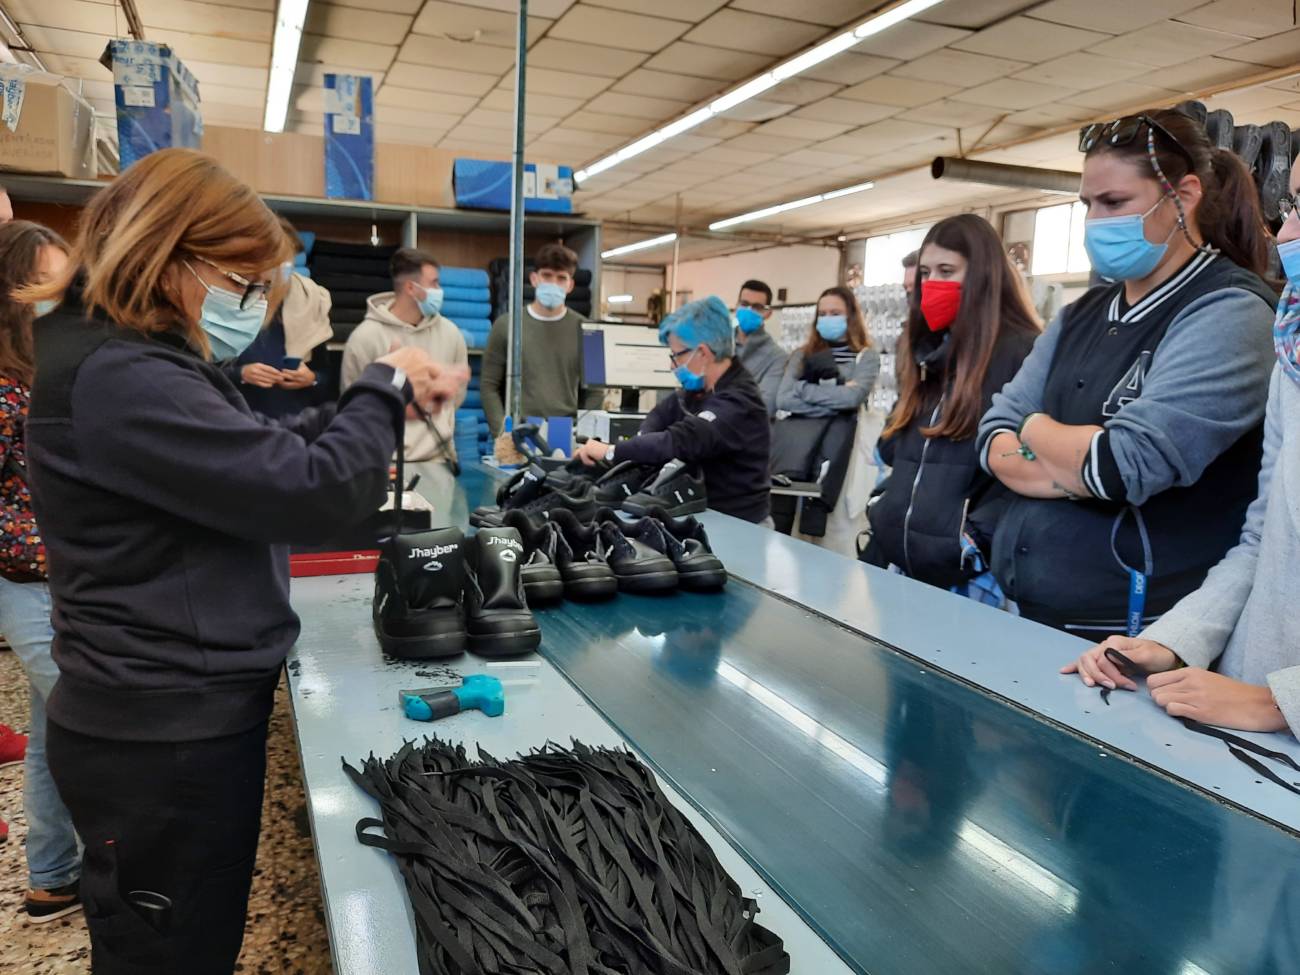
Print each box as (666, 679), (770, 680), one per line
(0, 378), (46, 580)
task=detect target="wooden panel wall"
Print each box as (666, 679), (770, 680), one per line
(201, 125), (506, 209)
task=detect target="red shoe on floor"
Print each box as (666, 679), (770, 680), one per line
(0, 818), (7, 844)
(0, 724), (27, 769)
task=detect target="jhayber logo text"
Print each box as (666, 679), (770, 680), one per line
(487, 536), (524, 551)
(409, 544), (458, 559)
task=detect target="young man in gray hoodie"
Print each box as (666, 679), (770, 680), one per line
(342, 248), (468, 490)
(732, 279), (787, 417)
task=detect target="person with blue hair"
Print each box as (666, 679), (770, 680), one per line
(576, 295), (772, 524)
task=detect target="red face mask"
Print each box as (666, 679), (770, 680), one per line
(920, 279), (962, 332)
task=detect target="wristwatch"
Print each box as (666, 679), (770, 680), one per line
(605, 444), (617, 464)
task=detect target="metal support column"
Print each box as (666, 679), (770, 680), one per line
(504, 0), (528, 424)
(668, 194), (682, 313)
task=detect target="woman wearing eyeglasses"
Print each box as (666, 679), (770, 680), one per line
(977, 108), (1277, 642)
(1060, 158), (1300, 739)
(24, 149), (467, 972)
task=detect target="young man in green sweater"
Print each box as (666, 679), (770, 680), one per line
(482, 242), (603, 435)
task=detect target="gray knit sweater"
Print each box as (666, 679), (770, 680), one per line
(1143, 364), (1300, 735)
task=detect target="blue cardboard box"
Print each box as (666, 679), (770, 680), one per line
(100, 41), (201, 169)
(453, 159), (574, 213)
(324, 74), (374, 201)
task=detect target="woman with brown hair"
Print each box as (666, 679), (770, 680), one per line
(0, 221), (85, 924)
(978, 108), (1276, 640)
(24, 148), (466, 973)
(771, 286), (880, 540)
(863, 214), (1041, 592)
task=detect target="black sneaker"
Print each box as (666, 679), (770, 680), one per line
(593, 509), (679, 594)
(547, 509), (619, 600)
(372, 527), (467, 659)
(621, 459), (707, 518)
(464, 527), (542, 657)
(646, 506), (727, 591)
(471, 464), (556, 527)
(500, 510), (564, 605)
(26, 880), (82, 924)
(593, 461), (659, 506)
(472, 466), (596, 528)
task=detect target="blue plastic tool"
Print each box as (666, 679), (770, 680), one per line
(401, 674), (504, 722)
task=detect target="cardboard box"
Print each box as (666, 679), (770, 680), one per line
(101, 41), (202, 169)
(0, 67), (96, 178)
(324, 74), (374, 200)
(453, 159), (574, 213)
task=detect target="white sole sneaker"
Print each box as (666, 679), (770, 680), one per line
(26, 900), (83, 924)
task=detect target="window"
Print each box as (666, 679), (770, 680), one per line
(862, 226), (930, 286)
(1030, 201), (1090, 275)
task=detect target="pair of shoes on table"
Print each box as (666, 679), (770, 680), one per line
(373, 526), (540, 660)
(26, 881), (82, 924)
(471, 458), (709, 527)
(505, 507), (726, 599)
(0, 723), (27, 769)
(470, 464), (595, 528)
(571, 457), (709, 519)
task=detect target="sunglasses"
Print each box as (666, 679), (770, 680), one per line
(194, 256), (271, 311)
(1078, 114), (1196, 169)
(1280, 193), (1299, 220)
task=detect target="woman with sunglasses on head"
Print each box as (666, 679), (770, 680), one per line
(771, 286), (880, 541)
(978, 109), (1277, 642)
(864, 214), (1041, 594)
(1061, 164), (1300, 737)
(23, 148), (467, 973)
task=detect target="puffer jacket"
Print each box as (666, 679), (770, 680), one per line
(867, 328), (1036, 588)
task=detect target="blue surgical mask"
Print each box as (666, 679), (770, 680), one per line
(188, 262), (266, 360)
(535, 282), (566, 309)
(416, 284), (444, 318)
(34, 299), (57, 317)
(735, 307), (764, 334)
(1083, 196), (1173, 281)
(674, 347), (706, 392)
(1278, 238), (1300, 289)
(816, 315), (848, 342)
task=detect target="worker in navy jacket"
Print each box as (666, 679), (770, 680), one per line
(576, 296), (771, 524)
(23, 149), (468, 974)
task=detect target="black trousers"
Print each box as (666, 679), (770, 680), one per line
(47, 719), (269, 975)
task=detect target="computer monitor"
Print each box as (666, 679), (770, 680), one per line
(581, 323), (677, 390)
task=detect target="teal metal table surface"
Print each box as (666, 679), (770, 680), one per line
(287, 463), (1300, 974)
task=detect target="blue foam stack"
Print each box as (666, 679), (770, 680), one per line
(440, 266), (493, 350)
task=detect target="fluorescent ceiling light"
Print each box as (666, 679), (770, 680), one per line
(607, 294), (634, 304)
(574, 0), (941, 185)
(264, 0), (310, 133)
(709, 181), (874, 231)
(772, 31), (859, 81)
(709, 73), (779, 114)
(855, 0), (945, 39)
(601, 233), (678, 259)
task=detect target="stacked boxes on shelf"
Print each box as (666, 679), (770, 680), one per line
(439, 266), (492, 349)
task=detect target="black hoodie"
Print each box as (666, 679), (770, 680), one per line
(28, 281), (409, 742)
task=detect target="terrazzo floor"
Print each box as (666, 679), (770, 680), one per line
(0, 649), (334, 973)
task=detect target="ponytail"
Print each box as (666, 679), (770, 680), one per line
(1198, 148), (1271, 279)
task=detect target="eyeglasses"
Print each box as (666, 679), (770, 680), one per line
(193, 256), (270, 310)
(737, 298), (769, 313)
(667, 346), (698, 368)
(1280, 193), (1299, 220)
(1078, 114), (1196, 169)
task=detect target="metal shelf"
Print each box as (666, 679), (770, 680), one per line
(3, 172), (599, 236)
